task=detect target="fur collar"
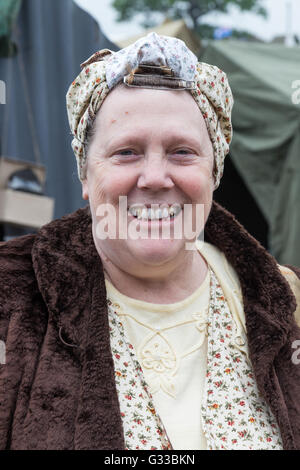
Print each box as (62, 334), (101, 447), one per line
(31, 201), (299, 449)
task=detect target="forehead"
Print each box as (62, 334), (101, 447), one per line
(94, 84), (206, 138)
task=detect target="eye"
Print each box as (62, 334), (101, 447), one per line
(171, 148), (197, 158)
(174, 149), (191, 155)
(112, 149), (138, 158)
(118, 149), (135, 156)
(111, 148), (141, 162)
(168, 148), (199, 165)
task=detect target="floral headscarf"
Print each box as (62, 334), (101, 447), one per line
(66, 32), (233, 189)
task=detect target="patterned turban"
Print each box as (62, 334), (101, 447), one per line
(66, 32), (233, 189)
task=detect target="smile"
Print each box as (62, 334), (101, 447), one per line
(127, 204), (182, 221)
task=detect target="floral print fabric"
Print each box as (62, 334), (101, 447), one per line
(108, 266), (283, 450)
(202, 268), (283, 450)
(108, 300), (172, 450)
(105, 32), (198, 87)
(66, 32), (233, 188)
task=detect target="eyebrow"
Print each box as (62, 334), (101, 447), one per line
(104, 130), (206, 152)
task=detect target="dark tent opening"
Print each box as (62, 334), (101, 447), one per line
(214, 156), (269, 251)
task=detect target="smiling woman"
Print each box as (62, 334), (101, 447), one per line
(1, 32), (300, 451)
(82, 83), (215, 297)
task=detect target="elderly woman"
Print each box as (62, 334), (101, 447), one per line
(1, 33), (300, 451)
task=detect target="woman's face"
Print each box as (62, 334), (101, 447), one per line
(82, 84), (214, 278)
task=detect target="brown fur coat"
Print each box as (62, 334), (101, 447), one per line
(0, 202), (300, 450)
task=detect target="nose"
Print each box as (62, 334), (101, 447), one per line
(137, 153), (174, 191)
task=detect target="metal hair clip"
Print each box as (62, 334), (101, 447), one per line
(123, 64), (196, 91)
(131, 64), (175, 76)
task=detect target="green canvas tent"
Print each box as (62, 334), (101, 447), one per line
(0, 0), (22, 56)
(0, 0), (21, 37)
(202, 40), (300, 266)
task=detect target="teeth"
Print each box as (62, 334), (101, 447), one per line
(172, 204), (182, 216)
(149, 208), (155, 219)
(155, 208), (162, 219)
(128, 204), (182, 220)
(162, 208), (169, 218)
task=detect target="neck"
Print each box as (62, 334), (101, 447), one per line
(102, 248), (208, 304)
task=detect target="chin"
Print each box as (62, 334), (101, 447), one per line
(127, 237), (186, 266)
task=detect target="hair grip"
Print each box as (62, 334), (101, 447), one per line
(123, 73), (196, 91)
(123, 63), (196, 91)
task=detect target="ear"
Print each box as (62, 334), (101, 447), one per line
(82, 179), (89, 201)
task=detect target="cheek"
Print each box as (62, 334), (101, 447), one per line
(175, 165), (214, 201)
(88, 161), (140, 204)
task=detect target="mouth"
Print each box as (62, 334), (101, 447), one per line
(127, 203), (183, 221)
